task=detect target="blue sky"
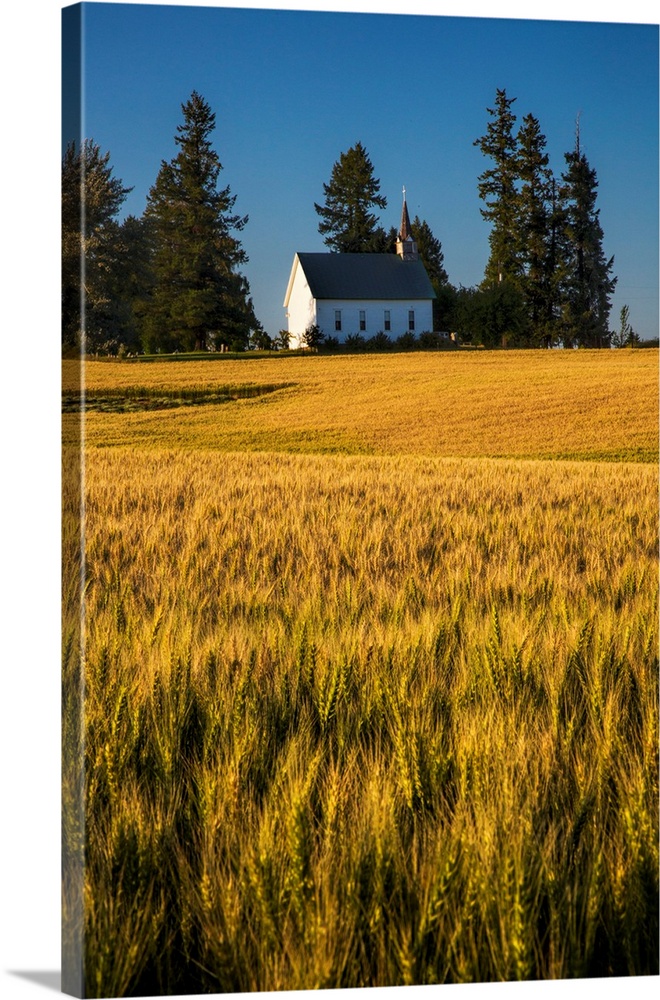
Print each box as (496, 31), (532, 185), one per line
(70, 1), (659, 341)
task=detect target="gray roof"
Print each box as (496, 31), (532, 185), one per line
(296, 253), (436, 301)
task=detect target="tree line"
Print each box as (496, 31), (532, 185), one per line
(62, 92), (258, 356)
(311, 91), (626, 349)
(471, 89), (619, 347)
(62, 88), (632, 356)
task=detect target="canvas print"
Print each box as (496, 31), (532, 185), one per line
(62, 2), (659, 996)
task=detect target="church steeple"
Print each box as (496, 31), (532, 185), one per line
(396, 186), (418, 260)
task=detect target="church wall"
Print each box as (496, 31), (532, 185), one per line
(316, 299), (434, 344)
(285, 264), (317, 347)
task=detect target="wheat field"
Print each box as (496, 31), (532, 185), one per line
(63, 348), (657, 461)
(62, 349), (658, 995)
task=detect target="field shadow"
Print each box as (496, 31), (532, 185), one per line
(62, 382), (296, 413)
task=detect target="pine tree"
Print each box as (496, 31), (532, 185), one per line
(516, 113), (556, 343)
(560, 125), (617, 347)
(544, 176), (572, 346)
(474, 89), (521, 287)
(612, 303), (639, 348)
(314, 142), (387, 252)
(410, 216), (448, 285)
(61, 140), (132, 352)
(142, 91), (256, 352)
(611, 303), (631, 348)
(410, 216), (455, 330)
(104, 215), (152, 352)
(371, 225), (398, 254)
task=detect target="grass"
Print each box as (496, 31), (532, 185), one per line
(62, 349), (659, 995)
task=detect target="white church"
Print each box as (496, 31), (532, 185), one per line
(283, 192), (436, 348)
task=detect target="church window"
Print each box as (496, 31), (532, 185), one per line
(359, 310), (366, 331)
(408, 310), (415, 331)
(335, 310), (342, 331)
(384, 310), (391, 331)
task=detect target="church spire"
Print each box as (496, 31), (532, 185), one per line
(396, 186), (418, 260)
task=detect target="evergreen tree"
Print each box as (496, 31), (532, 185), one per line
(516, 113), (555, 343)
(452, 283), (525, 348)
(371, 225), (398, 254)
(61, 140), (132, 352)
(105, 215), (152, 352)
(410, 216), (448, 285)
(410, 216), (455, 330)
(314, 142), (387, 252)
(560, 127), (616, 347)
(302, 323), (325, 349)
(611, 303), (631, 348)
(249, 321), (273, 351)
(612, 304), (639, 348)
(474, 89), (521, 287)
(142, 91), (256, 352)
(544, 176), (571, 346)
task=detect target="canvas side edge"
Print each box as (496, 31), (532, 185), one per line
(62, 4), (85, 997)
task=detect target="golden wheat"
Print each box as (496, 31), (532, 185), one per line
(62, 431), (658, 993)
(63, 348), (658, 461)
